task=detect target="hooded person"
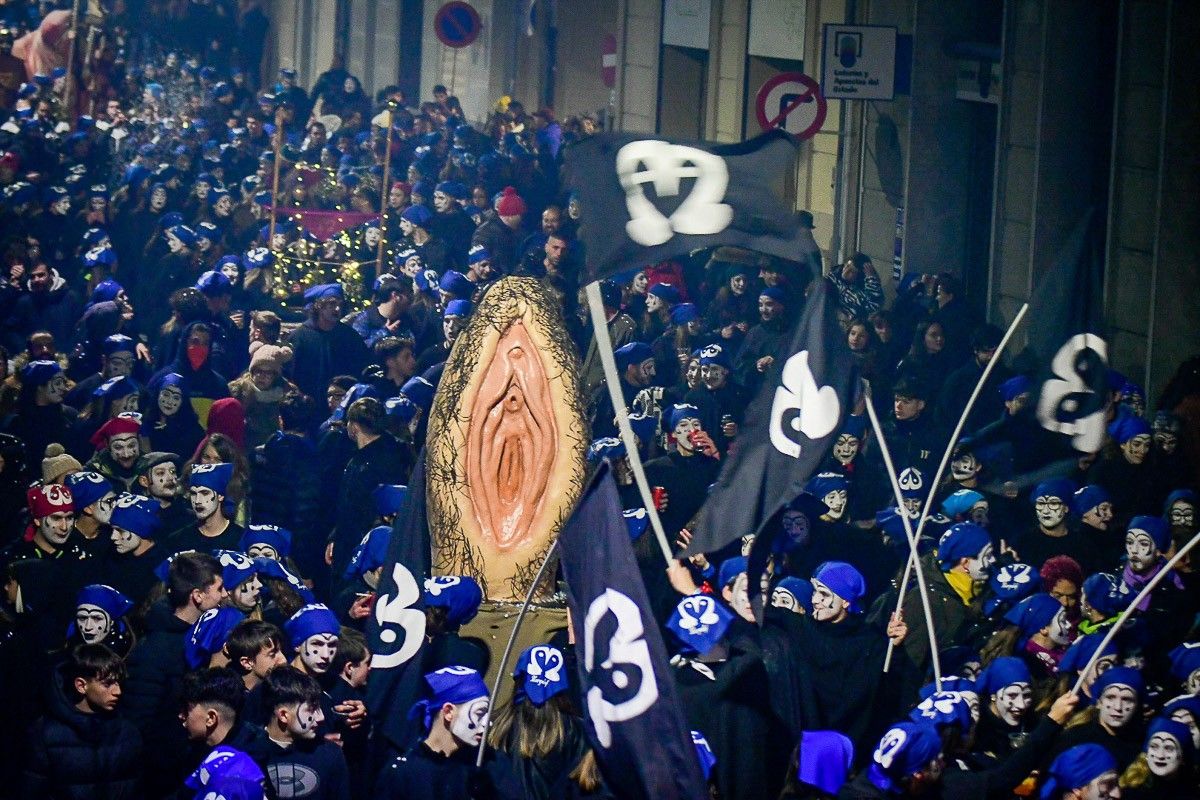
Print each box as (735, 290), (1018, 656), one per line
(85, 414), (143, 492)
(1119, 717), (1197, 800)
(101, 494), (162, 603)
(379, 666), (518, 800)
(64, 470), (117, 559)
(1040, 744), (1119, 800)
(421, 576), (488, 673)
(1049, 666), (1147, 770)
(140, 373), (206, 459)
(666, 592), (783, 800)
(148, 322), (232, 429)
(165, 462), (243, 555)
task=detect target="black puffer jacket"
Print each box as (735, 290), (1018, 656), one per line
(251, 431), (324, 576)
(21, 664), (143, 799)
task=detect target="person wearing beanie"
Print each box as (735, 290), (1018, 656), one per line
(399, 204), (451, 274)
(1072, 484), (1122, 572)
(42, 442), (83, 485)
(1048, 667), (1147, 770)
(1, 484), (87, 566)
(164, 462), (244, 556)
(287, 283), (371, 405)
(430, 181), (476, 268)
(1040, 744), (1119, 800)
(1087, 410), (1160, 527)
(1016, 478), (1094, 575)
(64, 471), (117, 559)
(470, 186), (525, 276)
(229, 346), (298, 449)
(3, 359), (79, 473)
(85, 415), (143, 492)
(837, 721), (943, 798)
(1118, 515), (1189, 648)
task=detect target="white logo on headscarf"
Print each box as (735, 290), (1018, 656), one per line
(615, 140), (732, 246)
(192, 463), (219, 474)
(676, 595), (720, 635)
(217, 551), (254, 571)
(898, 468), (924, 492)
(996, 564), (1033, 592)
(526, 646), (564, 685)
(372, 563), (426, 670)
(423, 576), (462, 596)
(1038, 334), (1109, 452)
(41, 484), (71, 506)
(583, 588), (660, 748)
(769, 350), (840, 458)
(80, 472), (106, 484)
(917, 691), (962, 719)
(874, 727), (909, 769)
(623, 508), (647, 520)
(700, 344), (723, 360)
(191, 607), (221, 645)
(433, 665), (475, 677)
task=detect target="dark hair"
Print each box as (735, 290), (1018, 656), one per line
(225, 620), (284, 672)
(181, 667), (245, 716)
(433, 84), (448, 95)
(851, 252), (872, 270)
(331, 627), (368, 675)
(936, 271), (961, 297)
(346, 396), (385, 435)
(375, 336), (415, 363)
(166, 551), (223, 609)
(279, 391), (316, 431)
(263, 665), (322, 711)
(372, 276), (412, 305)
(970, 323), (1003, 352)
(329, 375), (357, 393)
(250, 310), (282, 342)
(892, 371), (929, 402)
(908, 320), (945, 359)
(64, 643), (126, 694)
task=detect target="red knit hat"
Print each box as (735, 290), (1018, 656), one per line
(27, 483), (74, 519)
(89, 415), (142, 449)
(496, 186), (526, 218)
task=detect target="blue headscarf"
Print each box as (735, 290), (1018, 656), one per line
(909, 691), (974, 732)
(667, 593), (734, 656)
(587, 437), (626, 465)
(1128, 514), (1171, 552)
(409, 666), (489, 733)
(1168, 642), (1200, 685)
(936, 522), (991, 570)
(372, 484), (409, 518)
(215, 550), (258, 591)
(344, 526), (391, 580)
(189, 462), (234, 496)
(1040, 744), (1116, 799)
(1081, 572), (1124, 618)
(1002, 593), (1063, 642)
(110, 494), (161, 540)
(623, 508), (649, 541)
(65, 471), (114, 511)
(284, 604), (340, 649)
(813, 561), (866, 613)
(797, 730), (854, 796)
(976, 656), (1032, 696)
(984, 563), (1041, 616)
(422, 576), (483, 627)
(772, 577), (813, 613)
(186, 607), (246, 669)
(1091, 666), (1144, 703)
(239, 525), (292, 559)
(185, 745), (266, 800)
(513, 644), (569, 706)
(866, 723), (942, 793)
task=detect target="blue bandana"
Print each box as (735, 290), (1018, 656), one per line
(772, 577), (813, 613)
(976, 656), (1032, 696)
(186, 607), (246, 669)
(813, 561), (866, 613)
(468, 244), (491, 265)
(614, 342), (654, 371)
(284, 604), (340, 650)
(330, 383), (379, 423)
(344, 526), (391, 580)
(936, 522), (990, 570)
(185, 746), (265, 800)
(667, 594), (734, 656)
(1109, 410), (1151, 444)
(919, 676), (978, 701)
(649, 283), (681, 305)
(984, 563), (1041, 615)
(401, 376), (435, 411)
(623, 508), (649, 541)
(1002, 593), (1061, 639)
(667, 403), (702, 431)
(697, 343), (731, 369)
(372, 484), (409, 518)
(587, 437), (626, 465)
(1059, 633), (1119, 677)
(91, 279), (124, 305)
(94, 375), (137, 400)
(692, 731), (717, 782)
(75, 584), (134, 619)
(438, 270), (475, 299)
(303, 283), (343, 302)
(805, 471), (849, 499)
(196, 270), (232, 296)
(1168, 642), (1200, 684)
(909, 690), (973, 732)
(1128, 514), (1170, 552)
(443, 299), (473, 319)
(214, 550), (258, 591)
(189, 462), (234, 497)
(1040, 744), (1116, 799)
(239, 525), (292, 558)
(254, 558), (316, 604)
(513, 644), (569, 706)
(65, 471), (114, 511)
(423, 576), (483, 627)
(1145, 717), (1196, 765)
(718, 556), (747, 589)
(941, 489), (985, 520)
(386, 395), (419, 425)
(627, 411), (658, 445)
(401, 204), (433, 228)
(1081, 572), (1124, 618)
(999, 375), (1031, 402)
(102, 334), (135, 356)
(867, 723), (942, 793)
(410, 666), (489, 732)
(110, 494), (161, 540)
(1032, 478), (1076, 505)
(670, 303), (699, 325)
(21, 359), (62, 387)
(1072, 484), (1111, 517)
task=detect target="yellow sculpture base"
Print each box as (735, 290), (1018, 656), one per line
(459, 602), (569, 708)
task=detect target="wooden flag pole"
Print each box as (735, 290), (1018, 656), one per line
(267, 108), (285, 250)
(375, 106), (394, 278)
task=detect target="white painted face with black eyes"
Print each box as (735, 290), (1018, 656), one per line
(992, 683), (1031, 726)
(832, 434), (858, 465)
(288, 701), (324, 739)
(247, 543), (279, 561)
(110, 525), (141, 554)
(300, 633), (338, 674)
(1169, 501), (1194, 528)
(1097, 685), (1138, 729)
(823, 490), (848, 521)
(1048, 606), (1074, 646)
(967, 543), (995, 581)
(1169, 709), (1200, 750)
(1034, 497), (1066, 529)
(1146, 732), (1183, 777)
(810, 579), (846, 622)
(189, 486), (220, 520)
(1125, 530), (1157, 573)
(450, 696), (490, 746)
(771, 587), (802, 614)
(231, 574), (262, 611)
(75, 604), (112, 643)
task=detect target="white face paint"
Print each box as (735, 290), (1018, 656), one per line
(110, 525), (142, 554)
(1187, 668), (1200, 696)
(832, 434), (859, 465)
(450, 696), (490, 746)
(1097, 685), (1138, 729)
(1125, 530), (1158, 573)
(109, 433), (140, 467)
(960, 690), (981, 721)
(1048, 606), (1074, 646)
(1080, 772), (1120, 800)
(114, 394), (139, 415)
(1079, 654), (1117, 696)
(1121, 434), (1151, 465)
(1146, 732), (1183, 777)
(231, 574), (262, 611)
(781, 511), (810, 548)
(823, 489), (848, 521)
(75, 604), (112, 643)
(810, 579), (847, 623)
(673, 418), (701, 454)
(739, 534), (754, 557)
(146, 463), (178, 500)
(771, 587), (802, 614)
(646, 293), (662, 313)
(728, 573), (754, 622)
(247, 543), (280, 561)
(39, 511), (74, 545)
(1034, 497), (1067, 529)
(90, 492), (117, 524)
(288, 701), (324, 740)
(951, 453), (980, 481)
(45, 374), (69, 404)
(1169, 709), (1200, 750)
(300, 633), (338, 674)
(967, 543), (995, 581)
(158, 385), (183, 416)
(219, 262), (239, 283)
(432, 192), (451, 213)
(188, 486), (220, 520)
(901, 497), (922, 519)
(992, 683), (1032, 726)
(1169, 501), (1195, 528)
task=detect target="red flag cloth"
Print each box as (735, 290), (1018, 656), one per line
(269, 207), (378, 241)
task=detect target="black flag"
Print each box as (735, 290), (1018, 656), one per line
(687, 279), (858, 556)
(1022, 208), (1110, 455)
(366, 454), (431, 765)
(559, 464), (709, 800)
(563, 131), (805, 283)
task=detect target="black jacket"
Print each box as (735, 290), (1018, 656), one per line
(251, 431), (323, 574)
(331, 435), (412, 582)
(287, 320), (372, 404)
(21, 665), (143, 800)
(471, 212), (518, 276)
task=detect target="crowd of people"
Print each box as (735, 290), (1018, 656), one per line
(0, 2), (1199, 799)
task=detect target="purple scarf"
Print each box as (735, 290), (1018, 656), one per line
(1122, 559), (1185, 611)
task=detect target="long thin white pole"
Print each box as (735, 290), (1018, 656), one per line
(584, 281), (674, 564)
(864, 392), (942, 689)
(883, 303), (1029, 671)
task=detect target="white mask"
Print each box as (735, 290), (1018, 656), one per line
(38, 511), (74, 546)
(1146, 732), (1183, 777)
(219, 262), (239, 282)
(967, 544), (995, 581)
(950, 453), (980, 482)
(1034, 497), (1066, 529)
(810, 579), (847, 623)
(110, 433), (140, 467)
(75, 604), (112, 643)
(300, 633), (338, 674)
(771, 587), (802, 613)
(1097, 685), (1138, 729)
(1169, 501), (1194, 528)
(188, 486), (220, 520)
(288, 701), (324, 740)
(247, 543), (279, 561)
(992, 683), (1031, 726)
(646, 294), (662, 313)
(823, 489), (848, 521)
(1169, 709), (1200, 750)
(158, 386), (183, 416)
(728, 573), (754, 622)
(1048, 606), (1074, 646)
(231, 574), (262, 611)
(450, 696), (490, 746)
(832, 434), (859, 465)
(110, 525), (142, 554)
(1125, 530), (1158, 573)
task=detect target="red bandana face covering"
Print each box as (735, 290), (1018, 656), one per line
(187, 343), (209, 371)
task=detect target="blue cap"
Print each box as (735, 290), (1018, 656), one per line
(648, 283), (681, 305)
(670, 303), (699, 325)
(627, 411), (658, 445)
(195, 270), (233, 296)
(102, 334), (135, 356)
(385, 395), (418, 425)
(976, 656), (1032, 695)
(866, 723), (942, 792)
(1109, 410), (1152, 444)
(423, 576), (484, 627)
(1168, 641), (1200, 684)
(772, 576), (813, 613)
(1072, 485), (1111, 517)
(186, 607), (246, 669)
(1144, 717), (1196, 765)
(760, 286), (786, 303)
(90, 279), (123, 305)
(614, 342), (654, 371)
(667, 594), (734, 656)
(215, 550), (258, 591)
(284, 604), (340, 649)
(1128, 514), (1171, 552)
(1059, 632), (1119, 676)
(587, 437), (626, 465)
(167, 225), (197, 247)
(718, 556), (747, 589)
(189, 462), (234, 496)
(410, 667), (489, 733)
(666, 403), (701, 431)
(372, 484), (409, 518)
(401, 204), (433, 228)
(21, 360), (62, 387)
(1032, 478), (1076, 504)
(444, 299), (473, 318)
(805, 471), (849, 498)
(909, 691), (973, 732)
(622, 508), (649, 541)
(1081, 572), (1124, 618)
(84, 246), (118, 268)
(1002, 593), (1062, 638)
(513, 644), (569, 706)
(1000, 375), (1031, 401)
(813, 561), (867, 613)
(467, 244), (490, 265)
(239, 525), (292, 559)
(110, 494), (160, 539)
(1040, 745), (1116, 799)
(75, 584), (134, 619)
(438, 270), (476, 300)
(401, 376), (435, 411)
(941, 489), (985, 519)
(65, 472), (114, 511)
(697, 343), (731, 369)
(936, 522), (991, 569)
(1092, 666), (1144, 701)
(344, 525), (391, 580)
(303, 283), (343, 302)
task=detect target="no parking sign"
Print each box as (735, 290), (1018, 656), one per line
(754, 72), (828, 141)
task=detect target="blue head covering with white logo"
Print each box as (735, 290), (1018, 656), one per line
(909, 690), (974, 732)
(110, 493), (160, 540)
(409, 666), (489, 733)
(65, 471), (114, 511)
(667, 403), (702, 431)
(344, 526), (391, 580)
(984, 562), (1041, 615)
(284, 604), (340, 650)
(866, 722), (942, 793)
(587, 436), (626, 465)
(186, 607), (246, 669)
(692, 730), (717, 782)
(189, 462), (234, 496)
(623, 507), (649, 541)
(667, 594), (734, 656)
(239, 525), (292, 559)
(1081, 572), (1124, 618)
(423, 576), (484, 627)
(513, 644), (570, 706)
(214, 550), (258, 591)
(185, 745), (265, 800)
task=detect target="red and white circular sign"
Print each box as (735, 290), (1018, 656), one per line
(754, 72), (828, 141)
